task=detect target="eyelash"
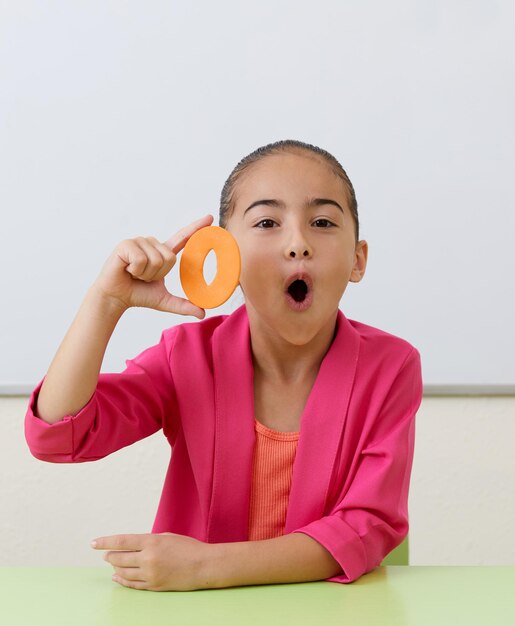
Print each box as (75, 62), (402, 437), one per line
(254, 219), (336, 229)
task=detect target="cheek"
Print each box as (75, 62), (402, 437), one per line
(321, 253), (353, 289)
(239, 252), (276, 292)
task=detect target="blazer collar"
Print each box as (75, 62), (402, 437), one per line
(207, 304), (360, 542)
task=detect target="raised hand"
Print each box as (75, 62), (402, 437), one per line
(92, 214), (214, 319)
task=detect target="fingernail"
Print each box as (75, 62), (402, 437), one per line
(91, 540), (97, 548)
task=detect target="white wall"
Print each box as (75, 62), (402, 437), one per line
(2, 1), (515, 389)
(409, 396), (515, 565)
(2, 395), (514, 566)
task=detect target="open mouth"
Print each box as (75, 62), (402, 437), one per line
(287, 279), (309, 303)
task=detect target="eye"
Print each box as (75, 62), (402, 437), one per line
(254, 219), (276, 229)
(313, 219), (335, 228)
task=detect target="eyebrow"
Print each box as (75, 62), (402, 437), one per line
(244, 197), (345, 215)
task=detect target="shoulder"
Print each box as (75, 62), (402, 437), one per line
(343, 316), (424, 429)
(347, 316), (418, 351)
(162, 312), (228, 337)
(344, 314), (421, 371)
(158, 312), (229, 354)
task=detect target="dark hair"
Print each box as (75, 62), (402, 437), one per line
(218, 139), (359, 242)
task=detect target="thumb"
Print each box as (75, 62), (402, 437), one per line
(157, 290), (205, 319)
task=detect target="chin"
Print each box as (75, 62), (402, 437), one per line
(276, 320), (321, 345)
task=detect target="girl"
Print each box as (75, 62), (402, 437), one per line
(24, 139), (423, 592)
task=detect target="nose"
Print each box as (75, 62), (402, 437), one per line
(285, 232), (312, 259)
(288, 246), (310, 258)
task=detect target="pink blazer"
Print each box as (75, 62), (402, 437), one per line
(24, 304), (423, 584)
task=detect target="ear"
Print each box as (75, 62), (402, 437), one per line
(350, 240), (368, 282)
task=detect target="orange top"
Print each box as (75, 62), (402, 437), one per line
(247, 418), (300, 541)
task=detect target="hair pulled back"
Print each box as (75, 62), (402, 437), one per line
(218, 139), (359, 242)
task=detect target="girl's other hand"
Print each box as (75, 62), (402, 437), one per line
(92, 214), (214, 319)
(92, 532), (214, 592)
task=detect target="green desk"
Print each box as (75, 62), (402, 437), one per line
(1, 566), (513, 625)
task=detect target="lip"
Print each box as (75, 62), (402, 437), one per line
(283, 271), (314, 312)
(283, 271), (314, 293)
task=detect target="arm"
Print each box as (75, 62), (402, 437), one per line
(35, 285), (127, 424)
(25, 225), (210, 461)
(24, 296), (181, 463)
(203, 532), (343, 588)
(288, 348), (423, 583)
(91, 529), (341, 592)
(34, 219), (209, 425)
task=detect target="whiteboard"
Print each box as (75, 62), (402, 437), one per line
(1, 1), (514, 393)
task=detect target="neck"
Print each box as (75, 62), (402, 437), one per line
(246, 306), (338, 384)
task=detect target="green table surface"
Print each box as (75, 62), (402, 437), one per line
(1, 566), (514, 626)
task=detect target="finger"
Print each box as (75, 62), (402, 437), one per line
(112, 574), (147, 589)
(148, 240), (177, 281)
(91, 534), (145, 551)
(132, 237), (166, 282)
(163, 214), (214, 255)
(156, 291), (206, 319)
(104, 550), (140, 567)
(112, 566), (145, 581)
(120, 243), (150, 278)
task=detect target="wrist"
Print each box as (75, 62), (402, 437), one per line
(85, 285), (129, 319)
(197, 542), (227, 590)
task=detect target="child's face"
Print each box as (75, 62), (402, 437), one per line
(226, 150), (368, 344)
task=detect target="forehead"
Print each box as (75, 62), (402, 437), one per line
(234, 151), (346, 205)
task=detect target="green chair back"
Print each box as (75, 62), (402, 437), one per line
(381, 536), (409, 565)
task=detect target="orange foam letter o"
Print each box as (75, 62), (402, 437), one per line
(179, 226), (241, 309)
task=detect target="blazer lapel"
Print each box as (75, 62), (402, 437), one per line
(207, 304), (256, 542)
(284, 309), (360, 532)
(206, 305), (360, 542)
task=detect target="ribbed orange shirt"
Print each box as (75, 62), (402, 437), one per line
(247, 418), (300, 540)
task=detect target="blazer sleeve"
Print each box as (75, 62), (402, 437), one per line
(24, 326), (181, 463)
(292, 347), (423, 584)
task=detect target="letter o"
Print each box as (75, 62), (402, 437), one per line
(179, 226), (241, 309)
